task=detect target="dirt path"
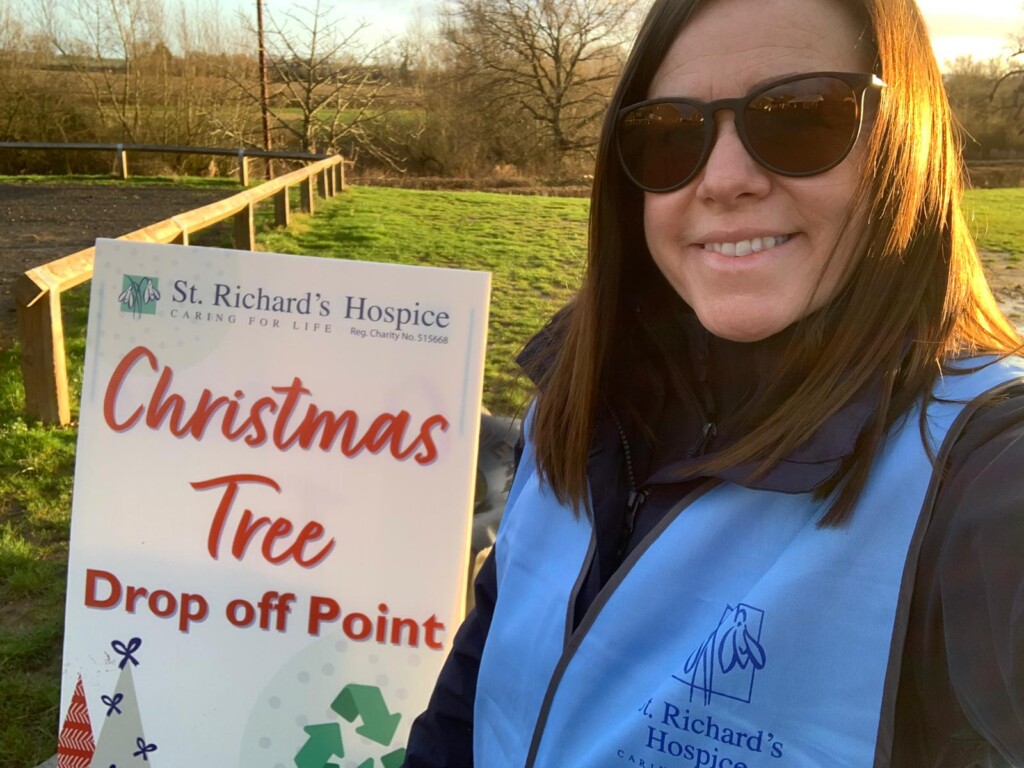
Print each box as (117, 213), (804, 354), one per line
(982, 252), (1024, 331)
(0, 183), (234, 346)
(2, 183), (1022, 348)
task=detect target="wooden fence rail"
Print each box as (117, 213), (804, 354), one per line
(0, 141), (332, 185)
(15, 153), (346, 425)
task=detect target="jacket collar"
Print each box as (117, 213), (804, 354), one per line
(518, 302), (878, 495)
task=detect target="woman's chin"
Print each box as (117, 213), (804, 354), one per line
(692, 308), (794, 343)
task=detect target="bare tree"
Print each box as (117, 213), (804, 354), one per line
(990, 36), (1024, 131)
(164, 1), (257, 165)
(0, 0), (30, 138)
(0, 0), (94, 151)
(939, 47), (1024, 162)
(229, 0), (397, 165)
(440, 0), (642, 171)
(36, 0), (167, 141)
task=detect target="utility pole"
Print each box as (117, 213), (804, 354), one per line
(256, 0), (273, 178)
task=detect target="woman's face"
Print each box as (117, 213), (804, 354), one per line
(642, 0), (873, 342)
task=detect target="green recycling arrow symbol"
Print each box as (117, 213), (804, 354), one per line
(294, 722), (345, 768)
(355, 749), (406, 768)
(331, 684), (402, 746)
(294, 683), (404, 768)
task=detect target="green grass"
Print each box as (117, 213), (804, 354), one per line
(259, 186), (589, 414)
(965, 188), (1024, 258)
(2, 181), (1021, 767)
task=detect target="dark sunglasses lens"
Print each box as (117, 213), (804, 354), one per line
(745, 76), (861, 174)
(619, 102), (705, 190)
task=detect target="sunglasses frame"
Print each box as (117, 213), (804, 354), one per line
(616, 71), (887, 193)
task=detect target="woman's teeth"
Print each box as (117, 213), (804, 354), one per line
(703, 234), (791, 256)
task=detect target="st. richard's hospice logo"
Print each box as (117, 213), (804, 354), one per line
(118, 275), (161, 318)
(673, 603), (767, 706)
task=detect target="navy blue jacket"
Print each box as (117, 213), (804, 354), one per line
(406, 306), (1024, 767)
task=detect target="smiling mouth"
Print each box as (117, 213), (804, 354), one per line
(702, 234), (792, 257)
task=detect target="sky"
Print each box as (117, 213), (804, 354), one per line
(263, 0), (1024, 68)
(918, 0), (1023, 65)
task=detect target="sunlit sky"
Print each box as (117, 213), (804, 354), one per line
(919, 0), (1022, 65)
(262, 0), (1023, 68)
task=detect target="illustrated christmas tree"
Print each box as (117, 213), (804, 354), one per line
(91, 637), (159, 766)
(57, 675), (96, 768)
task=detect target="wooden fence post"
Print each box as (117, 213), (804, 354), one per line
(300, 176), (315, 214)
(15, 274), (71, 425)
(234, 203), (255, 250)
(316, 170), (327, 198)
(274, 188), (290, 228)
(115, 144), (129, 180)
(335, 161), (345, 192)
(238, 151), (250, 186)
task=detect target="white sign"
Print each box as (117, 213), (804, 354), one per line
(58, 239), (491, 767)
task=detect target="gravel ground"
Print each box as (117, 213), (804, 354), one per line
(0, 183), (235, 347)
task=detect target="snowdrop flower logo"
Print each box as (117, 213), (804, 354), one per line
(673, 603), (767, 706)
(118, 275), (161, 317)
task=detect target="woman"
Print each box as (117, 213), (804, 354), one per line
(405, 0), (1024, 765)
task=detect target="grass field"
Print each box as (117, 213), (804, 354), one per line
(964, 187), (1024, 258)
(0, 182), (1020, 767)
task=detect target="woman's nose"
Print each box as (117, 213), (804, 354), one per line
(693, 111), (772, 205)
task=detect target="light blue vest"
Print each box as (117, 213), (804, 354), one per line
(475, 358), (1024, 768)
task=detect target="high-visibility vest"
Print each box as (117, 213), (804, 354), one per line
(476, 357), (1024, 768)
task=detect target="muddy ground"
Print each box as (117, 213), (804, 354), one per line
(1, 182), (1022, 349)
(0, 183), (234, 347)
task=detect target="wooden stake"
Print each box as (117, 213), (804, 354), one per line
(15, 274), (70, 425)
(234, 203), (255, 250)
(274, 188), (291, 228)
(301, 176), (315, 214)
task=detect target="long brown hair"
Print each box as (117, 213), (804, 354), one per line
(530, 0), (1021, 524)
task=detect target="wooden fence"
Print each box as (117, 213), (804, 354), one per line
(14, 153), (345, 426)
(0, 141), (331, 185)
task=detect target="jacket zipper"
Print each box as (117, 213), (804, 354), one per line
(611, 406), (717, 561)
(612, 413), (648, 561)
(691, 420), (719, 458)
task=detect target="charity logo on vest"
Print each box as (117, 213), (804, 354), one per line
(619, 603), (786, 768)
(676, 603), (767, 705)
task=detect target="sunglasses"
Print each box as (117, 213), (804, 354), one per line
(616, 71), (886, 193)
